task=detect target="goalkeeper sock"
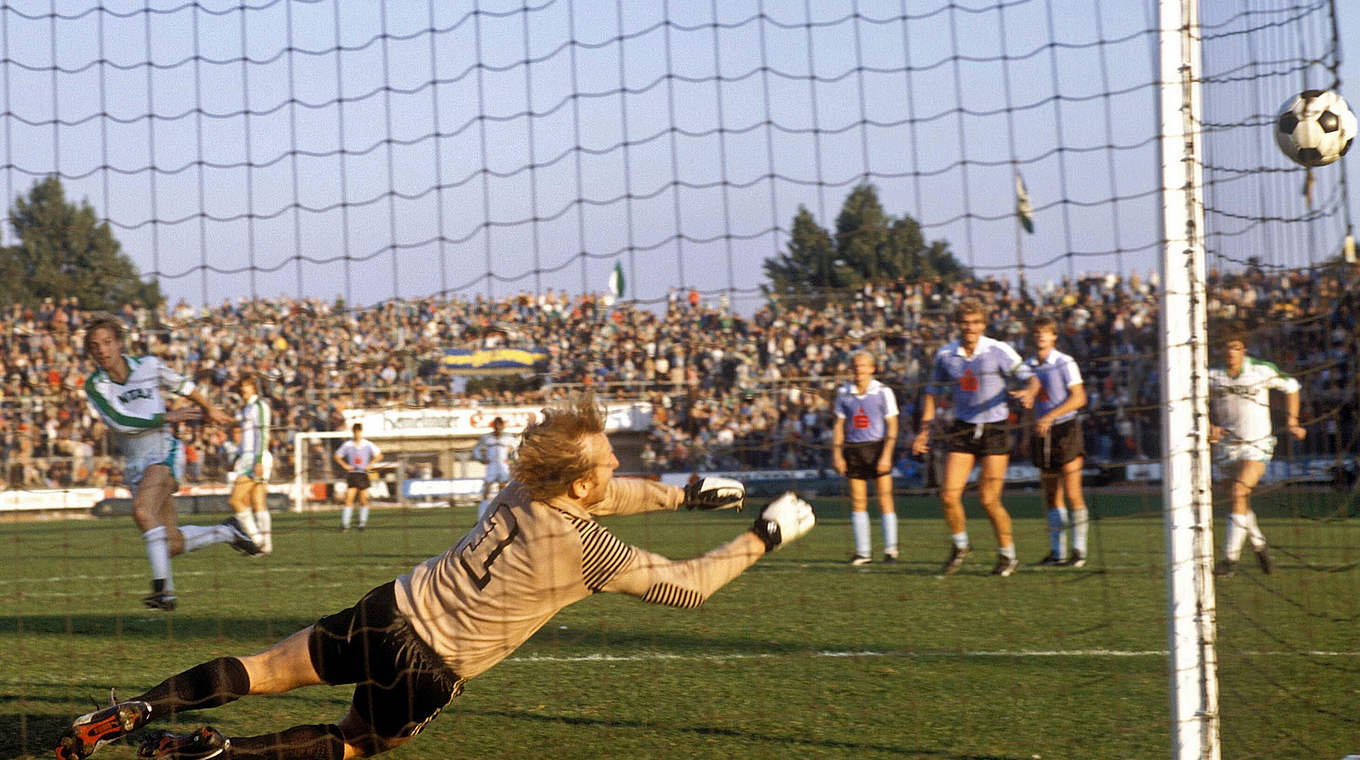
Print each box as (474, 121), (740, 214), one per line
(1071, 507), (1089, 555)
(137, 657), (251, 716)
(143, 526), (173, 590)
(231, 724), (346, 760)
(880, 512), (898, 554)
(1225, 513), (1249, 562)
(850, 511), (871, 557)
(1047, 507), (1069, 558)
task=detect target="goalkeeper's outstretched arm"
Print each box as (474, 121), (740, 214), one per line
(589, 476), (746, 517)
(599, 492), (816, 609)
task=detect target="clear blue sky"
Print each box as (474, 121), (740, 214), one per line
(0, 0), (1354, 310)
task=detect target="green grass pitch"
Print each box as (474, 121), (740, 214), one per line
(3, 488), (1357, 759)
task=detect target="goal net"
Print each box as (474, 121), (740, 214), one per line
(0, 2), (1356, 759)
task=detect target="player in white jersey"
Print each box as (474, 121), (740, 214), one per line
(473, 416), (516, 519)
(335, 423), (383, 531)
(56, 392), (813, 760)
(227, 373), (273, 554)
(1024, 315), (1089, 568)
(82, 313), (261, 613)
(1208, 328), (1305, 577)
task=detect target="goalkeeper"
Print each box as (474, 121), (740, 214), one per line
(57, 391), (815, 760)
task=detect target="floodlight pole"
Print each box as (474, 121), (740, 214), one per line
(1157, 1), (1220, 759)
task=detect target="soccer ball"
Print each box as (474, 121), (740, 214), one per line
(1274, 89), (1356, 167)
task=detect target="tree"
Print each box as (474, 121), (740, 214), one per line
(0, 176), (162, 311)
(763, 184), (969, 304)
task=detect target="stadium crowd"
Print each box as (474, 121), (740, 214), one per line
(0, 264), (1356, 490)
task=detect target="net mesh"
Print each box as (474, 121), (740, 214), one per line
(1, 2), (1357, 758)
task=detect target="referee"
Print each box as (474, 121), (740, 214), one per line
(831, 351), (900, 565)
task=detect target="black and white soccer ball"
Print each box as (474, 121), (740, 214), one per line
(1274, 89), (1356, 167)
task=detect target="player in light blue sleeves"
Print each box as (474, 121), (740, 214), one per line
(912, 298), (1039, 576)
(1024, 315), (1089, 568)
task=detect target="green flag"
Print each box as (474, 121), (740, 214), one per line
(1015, 173), (1035, 234)
(608, 261), (625, 298)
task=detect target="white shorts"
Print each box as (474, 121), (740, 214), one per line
(1215, 436), (1275, 464)
(483, 461), (511, 484)
(231, 450), (274, 481)
(121, 431), (185, 489)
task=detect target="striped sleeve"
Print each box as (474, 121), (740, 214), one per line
(568, 517), (635, 591)
(597, 532), (763, 609)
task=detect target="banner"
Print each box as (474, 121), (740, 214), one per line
(441, 347), (548, 374)
(343, 402), (654, 436)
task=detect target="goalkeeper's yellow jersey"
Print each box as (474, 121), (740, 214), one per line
(393, 477), (762, 679)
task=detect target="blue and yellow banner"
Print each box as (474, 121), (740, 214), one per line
(441, 347), (548, 373)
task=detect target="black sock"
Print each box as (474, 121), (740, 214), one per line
(135, 657), (251, 717)
(230, 724), (345, 760)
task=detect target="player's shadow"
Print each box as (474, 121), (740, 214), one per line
(464, 707), (1031, 760)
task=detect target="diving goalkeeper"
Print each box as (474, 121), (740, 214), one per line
(57, 391), (816, 760)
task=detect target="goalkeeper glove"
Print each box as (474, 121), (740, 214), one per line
(682, 477), (745, 512)
(750, 491), (816, 552)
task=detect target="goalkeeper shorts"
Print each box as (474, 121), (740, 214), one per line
(309, 582), (464, 743)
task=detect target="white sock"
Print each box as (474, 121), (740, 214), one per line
(850, 510), (871, 557)
(341, 506), (353, 528)
(952, 531), (970, 549)
(143, 526), (173, 590)
(1244, 510), (1268, 551)
(1047, 507), (1069, 558)
(880, 512), (898, 554)
(999, 543), (1016, 560)
(1225, 513), (1249, 561)
(1071, 507), (1089, 555)
(235, 511), (261, 543)
(358, 507), (369, 527)
(255, 510), (272, 552)
(180, 524), (232, 552)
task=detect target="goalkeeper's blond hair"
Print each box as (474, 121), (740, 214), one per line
(512, 391), (607, 502)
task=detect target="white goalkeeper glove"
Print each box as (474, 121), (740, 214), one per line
(682, 476), (746, 512)
(750, 491), (816, 552)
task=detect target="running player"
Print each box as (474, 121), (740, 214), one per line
(226, 373), (273, 554)
(83, 313), (261, 612)
(1209, 326), (1306, 576)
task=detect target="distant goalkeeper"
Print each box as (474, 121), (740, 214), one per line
(56, 391), (815, 760)
(1208, 325), (1306, 577)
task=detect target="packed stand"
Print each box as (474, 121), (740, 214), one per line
(0, 264), (1356, 490)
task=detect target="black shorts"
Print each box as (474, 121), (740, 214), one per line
(940, 420), (1012, 457)
(309, 582), (464, 743)
(345, 471), (371, 491)
(1030, 418), (1085, 471)
(843, 439), (890, 480)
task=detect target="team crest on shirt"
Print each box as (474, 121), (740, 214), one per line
(958, 369), (979, 392)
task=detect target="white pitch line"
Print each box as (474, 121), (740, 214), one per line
(503, 648), (1360, 663)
